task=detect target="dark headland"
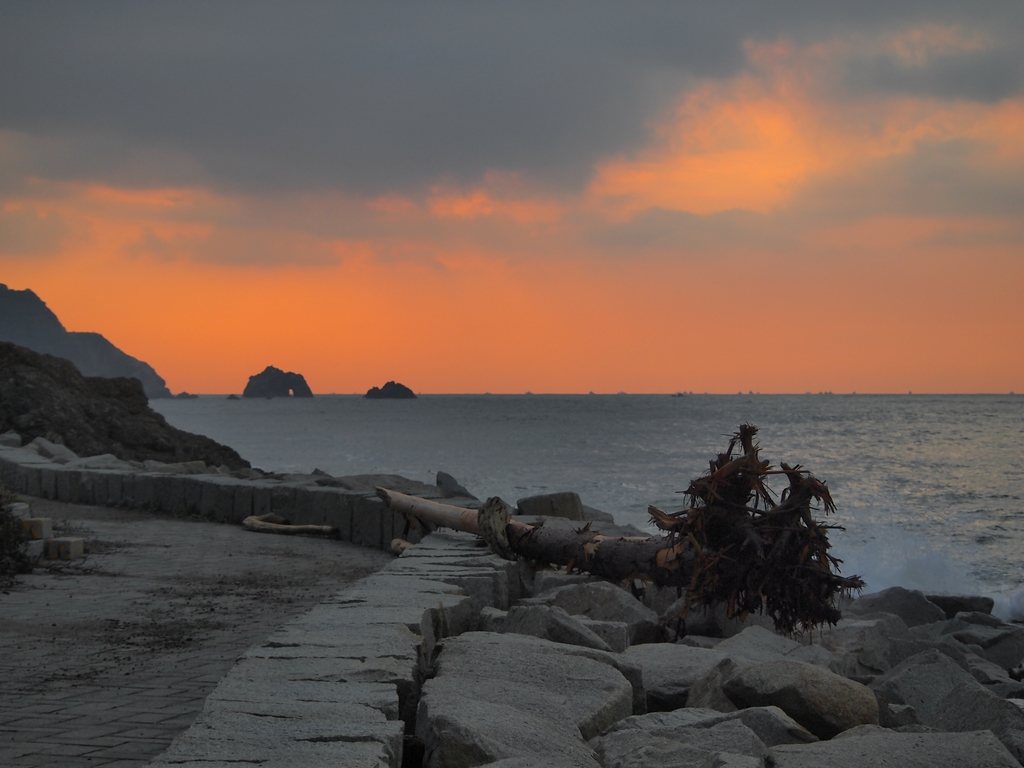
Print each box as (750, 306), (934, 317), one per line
(0, 341), (248, 468)
(0, 283), (173, 399)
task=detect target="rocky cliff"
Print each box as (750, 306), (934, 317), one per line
(0, 341), (248, 468)
(0, 284), (172, 399)
(242, 366), (314, 398)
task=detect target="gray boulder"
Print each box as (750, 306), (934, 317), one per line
(932, 681), (1024, 764)
(622, 644), (728, 712)
(516, 491), (585, 521)
(525, 582), (660, 645)
(606, 706), (817, 747)
(501, 605), (612, 652)
(65, 453), (134, 470)
(870, 649), (982, 724)
(417, 633), (634, 767)
(948, 624), (1024, 670)
(714, 625), (801, 663)
(0, 430), (21, 447)
(817, 613), (911, 678)
(846, 586), (947, 627)
(769, 728), (1018, 768)
(722, 659), (879, 739)
(478, 607), (508, 633)
(925, 593), (995, 618)
(686, 657), (746, 712)
(577, 618), (630, 653)
(590, 719), (767, 768)
(29, 436), (79, 463)
(437, 471), (477, 500)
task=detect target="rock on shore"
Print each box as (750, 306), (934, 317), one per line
(0, 341), (249, 468)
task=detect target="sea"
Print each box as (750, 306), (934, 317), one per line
(151, 394), (1024, 620)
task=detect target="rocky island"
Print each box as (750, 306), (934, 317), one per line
(242, 366), (314, 398)
(365, 380), (416, 399)
(0, 283), (173, 399)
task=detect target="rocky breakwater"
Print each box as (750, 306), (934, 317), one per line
(135, 486), (1024, 768)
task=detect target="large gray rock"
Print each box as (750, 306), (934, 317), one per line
(622, 644), (728, 711)
(516, 491), (585, 521)
(714, 625), (801, 663)
(605, 706), (817, 747)
(816, 613), (910, 678)
(722, 659), (879, 739)
(686, 657), (746, 712)
(0, 430), (21, 447)
(526, 582), (660, 645)
(769, 728), (1018, 768)
(870, 649), (982, 724)
(932, 681), (1024, 764)
(948, 624), (1024, 670)
(577, 618), (630, 653)
(417, 633), (635, 767)
(590, 719), (767, 768)
(925, 593), (995, 618)
(501, 605), (612, 651)
(29, 436), (78, 463)
(847, 587), (947, 627)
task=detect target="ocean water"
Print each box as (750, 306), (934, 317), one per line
(152, 394), (1024, 617)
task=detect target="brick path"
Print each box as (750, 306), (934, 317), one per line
(0, 498), (393, 767)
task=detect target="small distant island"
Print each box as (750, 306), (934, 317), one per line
(243, 366), (314, 398)
(364, 381), (416, 399)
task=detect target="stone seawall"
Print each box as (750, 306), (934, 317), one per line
(0, 444), (481, 552)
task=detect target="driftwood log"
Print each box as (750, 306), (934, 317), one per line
(242, 513), (339, 538)
(379, 424), (864, 633)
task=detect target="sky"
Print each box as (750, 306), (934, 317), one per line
(1, 2), (1022, 394)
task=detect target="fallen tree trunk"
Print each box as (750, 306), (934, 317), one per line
(379, 489), (695, 587)
(378, 425), (864, 633)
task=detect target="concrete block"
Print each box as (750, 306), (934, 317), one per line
(55, 468), (80, 502)
(6, 501), (31, 519)
(200, 476), (244, 522)
(23, 539), (45, 559)
(289, 486), (319, 525)
(152, 474), (187, 515)
(232, 481), (254, 521)
(321, 490), (357, 541)
(270, 483), (298, 520)
(182, 475), (204, 515)
(131, 473), (158, 509)
(46, 537), (85, 559)
(40, 466), (58, 499)
(19, 517), (53, 540)
(16, 464), (43, 496)
(74, 470), (101, 504)
(351, 494), (385, 549)
(251, 482), (274, 517)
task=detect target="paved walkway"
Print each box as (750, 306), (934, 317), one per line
(0, 497), (393, 767)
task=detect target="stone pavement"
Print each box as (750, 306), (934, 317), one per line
(0, 497), (393, 767)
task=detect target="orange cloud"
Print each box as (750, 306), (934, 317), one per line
(3, 26), (1023, 394)
(588, 32), (1024, 220)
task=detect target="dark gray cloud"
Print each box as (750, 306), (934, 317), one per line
(2, 1), (1021, 195)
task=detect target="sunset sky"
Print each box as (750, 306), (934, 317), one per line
(2, 3), (1022, 394)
